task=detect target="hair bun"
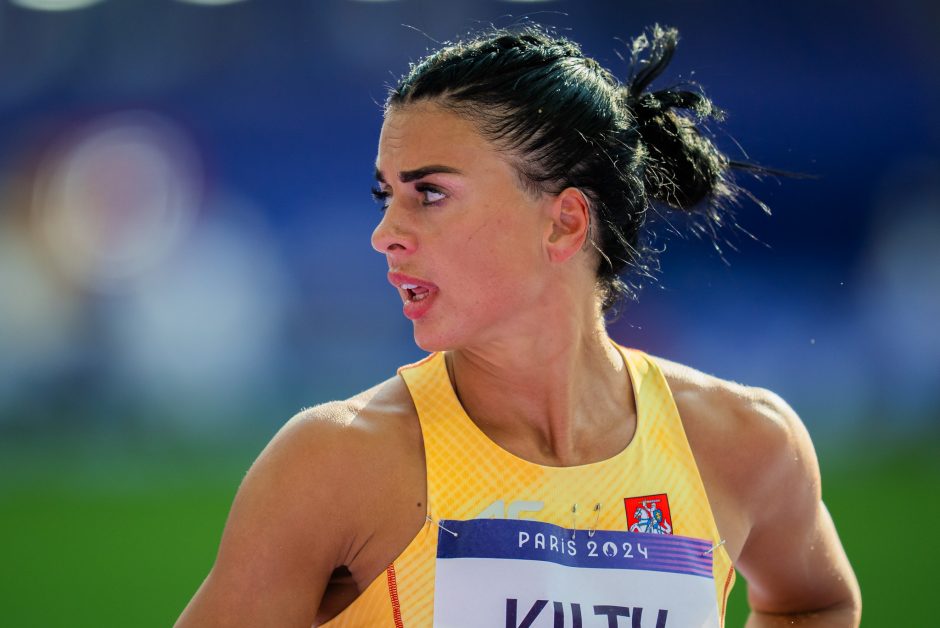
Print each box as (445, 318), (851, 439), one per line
(624, 25), (730, 211)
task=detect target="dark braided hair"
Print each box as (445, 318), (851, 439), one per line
(388, 24), (760, 311)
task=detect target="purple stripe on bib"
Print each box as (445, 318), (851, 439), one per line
(436, 519), (714, 579)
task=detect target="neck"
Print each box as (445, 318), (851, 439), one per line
(445, 306), (635, 467)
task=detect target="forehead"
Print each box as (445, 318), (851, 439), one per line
(376, 102), (498, 172)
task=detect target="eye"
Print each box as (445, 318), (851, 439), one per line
(371, 186), (390, 211)
(417, 184), (446, 206)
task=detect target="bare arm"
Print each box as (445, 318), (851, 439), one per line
(175, 406), (366, 628)
(736, 390), (861, 626)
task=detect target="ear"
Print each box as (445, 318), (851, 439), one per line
(545, 187), (591, 264)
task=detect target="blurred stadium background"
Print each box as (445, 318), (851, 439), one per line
(0, 0), (937, 625)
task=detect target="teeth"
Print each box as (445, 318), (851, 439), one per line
(413, 292), (428, 301)
(401, 283), (418, 289)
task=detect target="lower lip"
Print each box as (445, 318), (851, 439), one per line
(402, 290), (437, 320)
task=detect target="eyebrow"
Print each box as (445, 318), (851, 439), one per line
(374, 164), (464, 184)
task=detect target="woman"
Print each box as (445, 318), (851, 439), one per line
(177, 25), (860, 627)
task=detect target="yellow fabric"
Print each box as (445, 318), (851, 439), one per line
(322, 345), (734, 627)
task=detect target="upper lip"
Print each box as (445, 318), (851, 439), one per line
(387, 271), (438, 297)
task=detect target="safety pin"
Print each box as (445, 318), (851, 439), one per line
(570, 504), (578, 539)
(588, 503), (602, 538)
(426, 514), (458, 538)
(702, 539), (726, 556)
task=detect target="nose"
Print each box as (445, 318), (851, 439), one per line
(371, 204), (417, 257)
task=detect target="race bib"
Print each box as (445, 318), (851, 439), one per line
(433, 519), (719, 628)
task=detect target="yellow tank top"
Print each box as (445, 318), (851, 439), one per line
(322, 344), (735, 627)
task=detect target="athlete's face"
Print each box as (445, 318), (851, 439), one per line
(372, 101), (553, 351)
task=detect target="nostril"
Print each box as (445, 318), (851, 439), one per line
(371, 222), (415, 255)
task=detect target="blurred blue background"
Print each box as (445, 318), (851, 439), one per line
(0, 0), (937, 625)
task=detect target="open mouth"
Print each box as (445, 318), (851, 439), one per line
(387, 272), (438, 320)
(401, 283), (431, 302)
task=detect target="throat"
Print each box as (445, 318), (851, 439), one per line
(443, 349), (637, 467)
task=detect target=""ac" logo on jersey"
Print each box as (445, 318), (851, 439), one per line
(475, 499), (545, 520)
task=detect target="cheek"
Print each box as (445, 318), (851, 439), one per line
(491, 213), (545, 273)
(455, 218), (544, 295)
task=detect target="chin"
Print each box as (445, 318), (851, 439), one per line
(412, 329), (451, 353)
(410, 317), (464, 354)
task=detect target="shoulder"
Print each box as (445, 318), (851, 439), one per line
(652, 354), (810, 477)
(175, 375), (423, 625)
(259, 374), (422, 535)
(649, 355), (818, 555)
(229, 373), (421, 550)
(646, 357), (860, 618)
(263, 373), (422, 546)
(283, 373), (419, 464)
(651, 351), (788, 421)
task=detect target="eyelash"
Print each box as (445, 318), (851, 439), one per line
(371, 186), (390, 211)
(370, 184), (446, 211)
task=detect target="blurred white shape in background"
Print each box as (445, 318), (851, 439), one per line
(860, 157), (940, 422)
(109, 193), (290, 427)
(0, 228), (79, 403)
(11, 0), (105, 11)
(3, 109), (291, 427)
(31, 111), (200, 293)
